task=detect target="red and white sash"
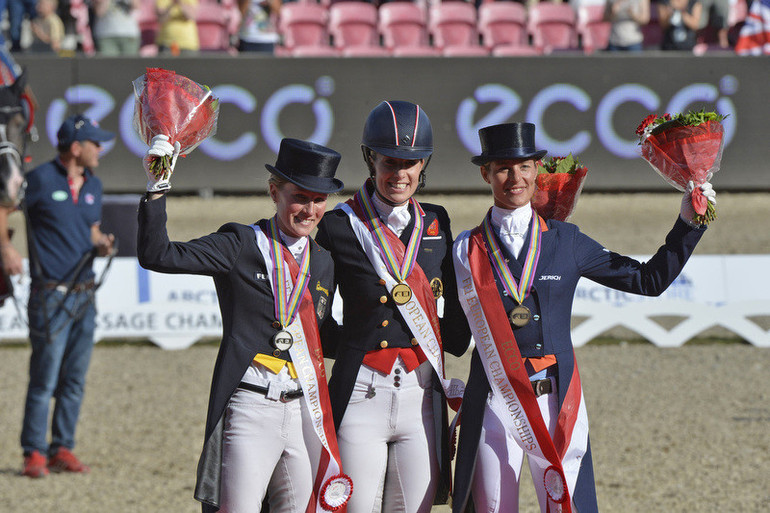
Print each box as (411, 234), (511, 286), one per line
(337, 199), (465, 411)
(453, 227), (589, 513)
(254, 225), (351, 512)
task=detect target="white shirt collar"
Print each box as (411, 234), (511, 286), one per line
(279, 229), (308, 263)
(371, 191), (411, 237)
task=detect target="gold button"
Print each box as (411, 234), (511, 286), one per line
(378, 279), (386, 285)
(381, 320), (389, 327)
(380, 340), (388, 349)
(411, 338), (418, 346)
(379, 295), (388, 304)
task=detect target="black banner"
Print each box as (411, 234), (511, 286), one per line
(15, 55), (768, 192)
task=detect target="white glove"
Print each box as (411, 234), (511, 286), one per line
(144, 135), (180, 193)
(680, 180), (716, 225)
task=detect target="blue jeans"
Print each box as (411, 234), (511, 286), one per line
(21, 288), (96, 455)
(7, 0), (37, 50)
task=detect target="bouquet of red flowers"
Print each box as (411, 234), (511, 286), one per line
(132, 68), (220, 179)
(531, 154), (588, 222)
(636, 110), (725, 225)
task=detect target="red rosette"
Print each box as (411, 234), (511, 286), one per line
(531, 166), (588, 222)
(132, 67), (220, 160)
(543, 465), (569, 504)
(319, 473), (353, 511)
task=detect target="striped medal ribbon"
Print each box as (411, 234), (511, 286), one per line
(268, 216), (311, 351)
(355, 183), (424, 305)
(481, 209), (542, 328)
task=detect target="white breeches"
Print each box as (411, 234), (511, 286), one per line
(218, 385), (321, 513)
(337, 359), (439, 513)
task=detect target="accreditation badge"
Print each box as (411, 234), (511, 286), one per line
(320, 473), (353, 511)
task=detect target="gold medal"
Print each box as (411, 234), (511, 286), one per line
(508, 305), (532, 328)
(391, 282), (412, 305)
(430, 277), (443, 299)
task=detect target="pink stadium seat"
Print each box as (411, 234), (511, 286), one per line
(329, 1), (380, 49)
(442, 44), (490, 56)
(196, 2), (231, 51)
(137, 0), (159, 53)
(478, 1), (528, 49)
(289, 45), (341, 56)
(491, 43), (541, 56)
(391, 45), (441, 56)
(378, 2), (431, 50)
(527, 2), (578, 53)
(342, 45), (392, 56)
(278, 2), (330, 50)
(577, 4), (611, 53)
(428, 1), (479, 49)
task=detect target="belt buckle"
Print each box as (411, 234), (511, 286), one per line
(534, 379), (548, 397)
(280, 391), (290, 403)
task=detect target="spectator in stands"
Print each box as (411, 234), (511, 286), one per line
(698, 0), (729, 47)
(155, 0), (199, 55)
(92, 0), (141, 56)
(604, 0), (650, 50)
(7, 0), (38, 51)
(658, 0), (702, 49)
(237, 0), (281, 53)
(29, 0), (65, 53)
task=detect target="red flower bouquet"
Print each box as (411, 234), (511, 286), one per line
(132, 68), (220, 178)
(531, 154), (588, 222)
(637, 110), (725, 225)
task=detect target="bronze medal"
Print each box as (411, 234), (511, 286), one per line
(430, 277), (443, 299)
(391, 282), (412, 305)
(508, 305), (532, 328)
(271, 329), (294, 351)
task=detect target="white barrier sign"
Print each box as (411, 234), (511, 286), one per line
(2, 256), (769, 348)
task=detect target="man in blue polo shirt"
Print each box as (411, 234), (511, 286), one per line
(20, 114), (115, 478)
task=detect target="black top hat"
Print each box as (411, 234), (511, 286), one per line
(265, 138), (344, 194)
(471, 123), (547, 166)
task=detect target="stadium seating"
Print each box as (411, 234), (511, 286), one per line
(577, 4), (611, 53)
(428, 1), (480, 49)
(329, 1), (380, 49)
(641, 5), (662, 49)
(196, 2), (233, 52)
(278, 2), (331, 50)
(491, 43), (542, 56)
(378, 2), (431, 50)
(137, 0), (160, 56)
(478, 1), (528, 50)
(527, 2), (579, 53)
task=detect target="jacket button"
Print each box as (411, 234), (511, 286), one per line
(411, 338), (418, 346)
(378, 279), (386, 285)
(380, 340), (388, 348)
(535, 343), (542, 349)
(381, 320), (389, 327)
(272, 321), (281, 329)
(379, 295), (388, 304)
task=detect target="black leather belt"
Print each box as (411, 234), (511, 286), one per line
(42, 280), (95, 292)
(238, 381), (303, 402)
(531, 378), (553, 397)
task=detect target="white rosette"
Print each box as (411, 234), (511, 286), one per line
(320, 474), (353, 511)
(543, 465), (568, 504)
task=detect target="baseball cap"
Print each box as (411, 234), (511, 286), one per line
(57, 114), (115, 146)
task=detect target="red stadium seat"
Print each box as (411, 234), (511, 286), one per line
(576, 4), (611, 53)
(137, 0), (159, 54)
(491, 43), (542, 56)
(428, 1), (480, 49)
(442, 44), (490, 56)
(342, 45), (392, 56)
(329, 1), (380, 49)
(289, 45), (341, 56)
(278, 2), (330, 50)
(378, 2), (431, 50)
(196, 2), (231, 51)
(391, 45), (441, 56)
(527, 2), (578, 53)
(478, 1), (528, 49)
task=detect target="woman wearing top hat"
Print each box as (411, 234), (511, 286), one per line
(451, 122), (716, 513)
(314, 100), (471, 512)
(137, 136), (352, 513)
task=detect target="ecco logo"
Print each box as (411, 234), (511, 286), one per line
(539, 275), (561, 281)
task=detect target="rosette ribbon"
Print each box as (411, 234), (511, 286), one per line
(132, 67), (220, 181)
(531, 165), (588, 222)
(320, 474), (354, 511)
(639, 119), (724, 224)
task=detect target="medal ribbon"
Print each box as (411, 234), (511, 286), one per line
(268, 216), (311, 329)
(253, 223), (351, 512)
(481, 208), (542, 305)
(453, 227), (589, 513)
(355, 181), (424, 283)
